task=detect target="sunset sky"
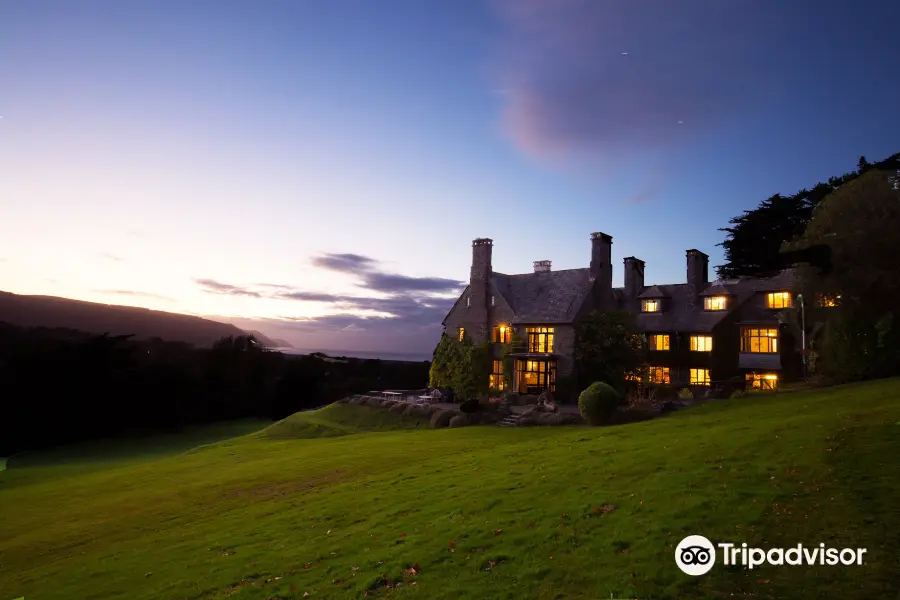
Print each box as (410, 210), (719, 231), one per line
(2, 0), (899, 357)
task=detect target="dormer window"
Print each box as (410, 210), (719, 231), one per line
(704, 296), (727, 311)
(766, 292), (792, 309)
(491, 295), (495, 307)
(642, 299), (660, 313)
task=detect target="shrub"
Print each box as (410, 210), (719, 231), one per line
(460, 398), (480, 414)
(677, 388), (694, 400)
(578, 382), (622, 425)
(448, 415), (469, 428)
(430, 409), (455, 429)
(366, 397), (383, 408)
(730, 390), (746, 399)
(380, 399), (395, 409)
(520, 394), (539, 406)
(649, 384), (678, 403)
(389, 403), (408, 414)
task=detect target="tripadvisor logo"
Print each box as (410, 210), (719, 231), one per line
(675, 535), (868, 576)
(676, 535), (716, 576)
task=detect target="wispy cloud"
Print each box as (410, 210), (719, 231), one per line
(98, 289), (175, 302)
(99, 251), (125, 262)
(310, 253), (378, 274)
(311, 252), (464, 295)
(194, 278), (263, 298)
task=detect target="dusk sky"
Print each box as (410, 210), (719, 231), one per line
(2, 0), (899, 357)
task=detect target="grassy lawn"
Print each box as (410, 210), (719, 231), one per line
(1, 380), (899, 599)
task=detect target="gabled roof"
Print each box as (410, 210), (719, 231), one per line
(637, 285), (668, 299)
(440, 284), (470, 326)
(492, 268), (594, 324)
(699, 283), (734, 297)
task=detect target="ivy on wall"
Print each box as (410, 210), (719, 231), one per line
(429, 333), (492, 400)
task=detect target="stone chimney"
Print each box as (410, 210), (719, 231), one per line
(468, 238), (493, 342)
(533, 260), (551, 273)
(686, 249), (709, 299)
(590, 232), (614, 309)
(623, 256), (645, 299)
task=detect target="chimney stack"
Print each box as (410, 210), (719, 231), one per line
(533, 260), (551, 273)
(590, 232), (614, 309)
(686, 249), (709, 298)
(623, 256), (645, 299)
(468, 238), (493, 342)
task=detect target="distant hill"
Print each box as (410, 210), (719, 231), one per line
(243, 329), (294, 349)
(0, 291), (245, 347)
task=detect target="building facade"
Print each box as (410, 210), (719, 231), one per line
(441, 233), (802, 397)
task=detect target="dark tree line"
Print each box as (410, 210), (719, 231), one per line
(717, 152), (900, 279)
(0, 323), (429, 455)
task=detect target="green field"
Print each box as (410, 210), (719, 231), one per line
(2, 380), (899, 599)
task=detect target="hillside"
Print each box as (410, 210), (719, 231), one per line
(244, 329), (294, 349)
(1, 379), (898, 599)
(0, 290), (244, 347)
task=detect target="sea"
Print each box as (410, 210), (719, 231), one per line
(270, 347), (431, 363)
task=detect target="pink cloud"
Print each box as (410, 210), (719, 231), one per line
(490, 0), (776, 165)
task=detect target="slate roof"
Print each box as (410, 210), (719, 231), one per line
(629, 269), (796, 333)
(491, 268), (594, 324)
(453, 265), (796, 333)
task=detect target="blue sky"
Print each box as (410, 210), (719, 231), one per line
(1, 0), (899, 357)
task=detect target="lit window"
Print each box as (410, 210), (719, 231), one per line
(458, 327), (465, 342)
(649, 334), (670, 351)
(491, 295), (495, 306)
(489, 360), (505, 391)
(741, 327), (778, 353)
(766, 292), (792, 309)
(818, 294), (841, 307)
(514, 359), (556, 393)
(642, 299), (660, 313)
(704, 296), (727, 311)
(526, 327), (554, 353)
(746, 373), (778, 390)
(493, 325), (511, 343)
(648, 366), (670, 384)
(690, 335), (713, 352)
(690, 368), (711, 385)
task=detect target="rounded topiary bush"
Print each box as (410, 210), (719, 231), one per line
(430, 409), (455, 429)
(380, 399), (396, 409)
(365, 397), (383, 408)
(578, 382), (622, 425)
(448, 415), (469, 428)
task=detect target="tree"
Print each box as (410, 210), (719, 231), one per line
(428, 334), (492, 399)
(787, 169), (900, 382)
(717, 152), (900, 279)
(575, 310), (647, 393)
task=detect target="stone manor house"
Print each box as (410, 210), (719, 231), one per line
(441, 233), (802, 396)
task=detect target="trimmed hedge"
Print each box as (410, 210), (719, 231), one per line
(578, 382), (622, 425)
